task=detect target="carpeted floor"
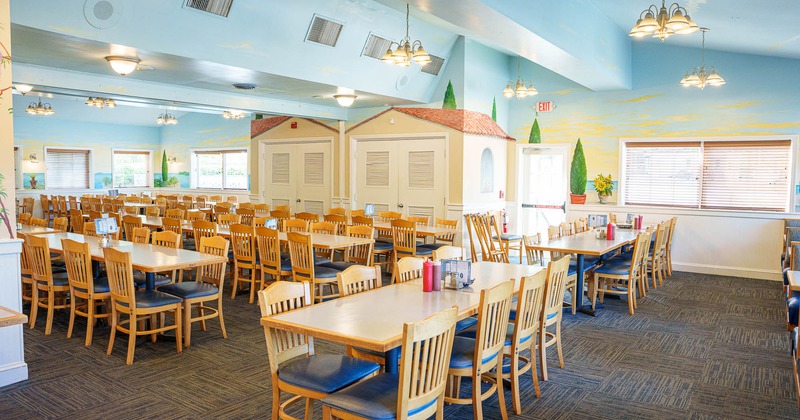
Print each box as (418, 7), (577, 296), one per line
(0, 270), (797, 419)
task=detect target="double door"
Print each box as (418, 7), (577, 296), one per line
(263, 141), (331, 215)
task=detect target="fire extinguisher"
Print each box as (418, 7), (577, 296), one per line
(502, 209), (508, 233)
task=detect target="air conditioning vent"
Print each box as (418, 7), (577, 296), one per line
(420, 54), (445, 76)
(305, 14), (344, 47)
(362, 33), (393, 60)
(185, 0), (233, 17)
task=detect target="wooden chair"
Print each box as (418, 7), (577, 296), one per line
(52, 217), (68, 232)
(131, 227), (151, 244)
(432, 245), (463, 261)
(239, 202), (254, 210)
(256, 226), (292, 286)
(350, 209), (365, 218)
(377, 211), (402, 222)
(195, 197), (207, 210)
(145, 206), (160, 217)
(25, 234), (71, 335)
(192, 220), (218, 250)
(88, 210), (103, 222)
(665, 217), (677, 276)
(18, 234), (37, 314)
(18, 212), (32, 225)
(258, 281), (380, 420)
(391, 256), (424, 284)
(328, 207), (347, 216)
(539, 255), (571, 380)
(558, 221), (573, 237)
(209, 195), (223, 203)
(647, 221), (670, 289)
(103, 247), (182, 365)
(323, 214), (348, 236)
(82, 222), (98, 237)
(274, 204), (291, 212)
(284, 218), (308, 233)
(230, 224), (261, 304)
(523, 233), (543, 266)
(253, 217), (270, 228)
(165, 209), (184, 220)
(445, 280), (513, 420)
(435, 217), (458, 245)
(296, 212), (319, 224)
(161, 217), (184, 244)
(122, 215), (142, 241)
(62, 239), (111, 346)
(217, 213), (241, 227)
(270, 210), (290, 231)
(159, 236), (229, 348)
(321, 307), (457, 420)
(391, 218), (433, 262)
(151, 230), (183, 284)
(287, 232), (341, 303)
(226, 196), (238, 205)
(22, 197), (34, 214)
(351, 215), (374, 227)
(337, 265), (381, 297)
(186, 210), (207, 222)
(254, 203), (270, 215)
(473, 214), (508, 263)
(30, 217), (47, 227)
(238, 208), (255, 225)
(591, 231), (649, 316)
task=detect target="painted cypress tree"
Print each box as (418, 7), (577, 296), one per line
(161, 151), (168, 185)
(442, 80), (457, 109)
(570, 139), (587, 195)
(528, 118), (541, 144)
(491, 97), (497, 122)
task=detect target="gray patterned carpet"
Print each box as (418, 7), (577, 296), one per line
(0, 271), (797, 419)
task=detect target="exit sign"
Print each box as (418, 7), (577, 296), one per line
(537, 101), (554, 113)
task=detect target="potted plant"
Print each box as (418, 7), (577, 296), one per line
(569, 138), (587, 204)
(593, 173), (614, 204)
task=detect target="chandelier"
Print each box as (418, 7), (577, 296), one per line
(503, 56), (538, 99)
(85, 97), (116, 108)
(26, 99), (54, 116)
(680, 28), (725, 89)
(381, 4), (431, 67)
(156, 110), (178, 125)
(222, 110), (246, 119)
(629, 0), (698, 41)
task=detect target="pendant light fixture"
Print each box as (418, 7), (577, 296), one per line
(630, 0), (699, 41)
(222, 110), (246, 119)
(380, 4), (431, 67)
(503, 56), (538, 99)
(85, 97), (117, 108)
(156, 110), (178, 125)
(105, 55), (141, 76)
(26, 99), (54, 116)
(680, 28), (725, 89)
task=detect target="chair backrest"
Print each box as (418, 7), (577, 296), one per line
(25, 234), (55, 286)
(350, 209), (365, 217)
(511, 271), (546, 349)
(323, 214), (348, 235)
(463, 213), (478, 261)
(337, 265), (381, 297)
(186, 210), (207, 222)
(30, 217), (47, 227)
(152, 230), (181, 249)
(18, 212), (32, 225)
(82, 222), (98, 237)
(238, 208), (255, 225)
(432, 245), (462, 261)
(573, 219), (587, 233)
(608, 213), (618, 224)
(217, 213), (241, 227)
(145, 206), (160, 217)
(256, 227), (283, 274)
(378, 211), (402, 222)
(122, 215), (142, 241)
(407, 216), (429, 226)
(161, 217), (183, 240)
(88, 210), (103, 221)
(328, 207), (347, 216)
(131, 227), (151, 244)
(346, 225), (374, 265)
(103, 247), (136, 310)
(253, 217), (270, 228)
(630, 230), (650, 282)
(396, 306), (457, 420)
(542, 255), (571, 323)
(18, 233), (31, 276)
(392, 256), (425, 284)
(111, 199), (124, 212)
(665, 216), (677, 254)
(270, 210), (290, 231)
(476, 214), (508, 263)
(108, 212), (122, 238)
(52, 217), (69, 232)
(295, 212), (319, 223)
(523, 233), (542, 265)
(351, 215), (374, 227)
(472, 280), (514, 372)
(254, 203), (270, 215)
(287, 231), (315, 282)
(227, 196), (238, 204)
(230, 224), (257, 264)
(195, 197), (207, 209)
(547, 225), (560, 240)
(22, 197), (34, 214)
(197, 236), (229, 288)
(559, 221), (573, 237)
(62, 239), (96, 296)
(391, 218), (417, 259)
(214, 204), (232, 217)
(274, 204), (291, 212)
(209, 194), (223, 203)
(435, 217), (458, 242)
(239, 202), (254, 210)
(192, 220), (218, 247)
(310, 221), (335, 234)
(284, 218), (308, 233)
(123, 206), (138, 215)
(165, 209), (184, 220)
(69, 209), (84, 233)
(652, 221), (669, 260)
(258, 281), (313, 375)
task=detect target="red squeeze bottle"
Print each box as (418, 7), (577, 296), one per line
(423, 259), (433, 292)
(606, 222), (615, 240)
(431, 260), (442, 291)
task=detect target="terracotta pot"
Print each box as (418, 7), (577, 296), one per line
(570, 193), (586, 204)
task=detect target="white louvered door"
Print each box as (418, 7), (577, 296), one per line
(356, 141), (399, 215)
(263, 141), (330, 215)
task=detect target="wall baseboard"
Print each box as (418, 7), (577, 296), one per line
(672, 262), (781, 282)
(0, 361), (28, 388)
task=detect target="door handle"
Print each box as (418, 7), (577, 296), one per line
(398, 203), (404, 208)
(296, 199), (302, 203)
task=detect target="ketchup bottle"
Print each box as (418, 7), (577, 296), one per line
(423, 259), (433, 292)
(431, 260), (442, 291)
(606, 222), (615, 240)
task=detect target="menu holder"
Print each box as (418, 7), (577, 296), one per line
(588, 214), (608, 228)
(364, 203), (375, 217)
(94, 217), (118, 248)
(441, 259), (473, 290)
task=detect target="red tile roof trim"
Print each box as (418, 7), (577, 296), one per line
(347, 107), (515, 141)
(251, 116), (338, 138)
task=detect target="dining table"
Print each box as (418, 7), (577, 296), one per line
(17, 225), (61, 235)
(261, 261), (542, 374)
(370, 221), (456, 238)
(526, 228), (642, 316)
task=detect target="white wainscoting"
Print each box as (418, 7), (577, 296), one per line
(0, 239), (27, 387)
(567, 204), (784, 281)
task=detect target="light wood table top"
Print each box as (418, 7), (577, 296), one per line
(0, 305), (27, 328)
(371, 221), (456, 237)
(404, 261), (543, 292)
(528, 229), (642, 256)
(261, 284), (480, 353)
(787, 271), (800, 292)
(41, 232), (227, 273)
(17, 225), (61, 235)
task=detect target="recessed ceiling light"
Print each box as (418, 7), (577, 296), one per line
(232, 83), (257, 90)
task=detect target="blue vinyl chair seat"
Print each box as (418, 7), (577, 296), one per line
(449, 336), (499, 369)
(492, 234), (522, 241)
(421, 243), (446, 250)
(133, 273), (173, 289)
(455, 316), (477, 332)
(119, 290), (183, 308)
(319, 261), (359, 271)
(39, 273), (70, 287)
(593, 262), (633, 276)
(457, 323), (533, 347)
(789, 297), (800, 326)
(414, 247), (434, 256)
(74, 276), (110, 294)
(313, 266), (342, 279)
(314, 256), (332, 265)
(321, 373), (436, 420)
(262, 259), (293, 272)
(158, 282), (218, 299)
(278, 354), (380, 394)
(373, 242), (394, 251)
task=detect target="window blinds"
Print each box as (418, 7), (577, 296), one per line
(624, 142), (701, 208)
(45, 149), (90, 189)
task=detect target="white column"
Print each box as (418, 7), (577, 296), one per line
(0, 239), (27, 387)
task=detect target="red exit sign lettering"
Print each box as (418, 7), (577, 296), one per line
(537, 101), (554, 113)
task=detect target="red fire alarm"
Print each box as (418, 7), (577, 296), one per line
(291, 122), (298, 129)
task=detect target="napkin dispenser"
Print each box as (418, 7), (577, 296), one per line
(441, 259), (473, 289)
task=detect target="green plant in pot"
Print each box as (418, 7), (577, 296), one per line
(569, 138), (587, 204)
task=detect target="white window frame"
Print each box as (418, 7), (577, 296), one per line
(43, 147), (94, 190)
(13, 145), (22, 190)
(112, 149), (153, 189)
(619, 135), (798, 213)
(190, 147), (250, 190)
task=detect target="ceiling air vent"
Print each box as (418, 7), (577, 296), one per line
(305, 14), (344, 47)
(420, 54), (445, 76)
(184, 0), (233, 18)
(362, 33), (392, 60)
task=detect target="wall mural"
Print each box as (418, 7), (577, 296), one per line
(23, 173), (44, 189)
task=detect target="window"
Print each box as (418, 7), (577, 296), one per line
(480, 148), (494, 193)
(622, 138), (792, 212)
(113, 150), (151, 188)
(45, 148), (91, 189)
(193, 149), (248, 189)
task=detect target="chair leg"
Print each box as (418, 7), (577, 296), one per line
(249, 273), (257, 304)
(230, 266), (239, 300)
(510, 355), (522, 414)
(175, 305), (183, 354)
(271, 387), (281, 420)
(571, 283), (577, 315)
(67, 295), (77, 339)
(539, 327), (548, 381)
(184, 302), (192, 348)
(85, 299), (95, 347)
(529, 345), (541, 398)
(305, 398), (313, 420)
(218, 301), (227, 339)
(126, 315), (137, 365)
(495, 367), (509, 420)
(45, 290), (55, 335)
(556, 321), (564, 369)
(472, 373), (483, 420)
(107, 309), (117, 356)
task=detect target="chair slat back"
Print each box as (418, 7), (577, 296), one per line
(254, 203), (270, 215)
(397, 307), (457, 419)
(328, 207), (347, 216)
(270, 210), (290, 231)
(230, 224), (257, 264)
(523, 233), (542, 265)
(435, 217), (458, 243)
(161, 217), (183, 240)
(18, 213), (32, 225)
(18, 233), (31, 274)
(165, 209), (184, 220)
(296, 212), (319, 223)
(152, 230), (180, 249)
(378, 211), (402, 222)
(392, 218), (417, 260)
(256, 227), (283, 274)
(350, 209), (365, 218)
(512, 271), (546, 348)
(217, 213), (241, 227)
(239, 202), (254, 210)
(186, 211), (207, 222)
(337, 265), (381, 297)
(198, 236), (229, 287)
(82, 222), (98, 237)
(62, 239), (95, 296)
(351, 215), (374, 227)
(543, 255), (571, 321)
(145, 207), (160, 217)
(131, 227), (150, 244)
(464, 213), (478, 261)
(30, 217), (47, 227)
(192, 220), (218, 248)
(392, 256), (425, 284)
(52, 217), (68, 232)
(310, 221), (335, 234)
(88, 210), (103, 221)
(238, 208), (255, 225)
(432, 245), (462, 261)
(258, 281), (313, 373)
(253, 217), (270, 228)
(287, 232), (315, 282)
(122, 215), (142, 241)
(559, 221), (573, 236)
(103, 247), (136, 310)
(473, 280), (514, 371)
(284, 218), (308, 233)
(25, 234), (54, 284)
(346, 225), (374, 266)
(323, 214), (348, 235)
